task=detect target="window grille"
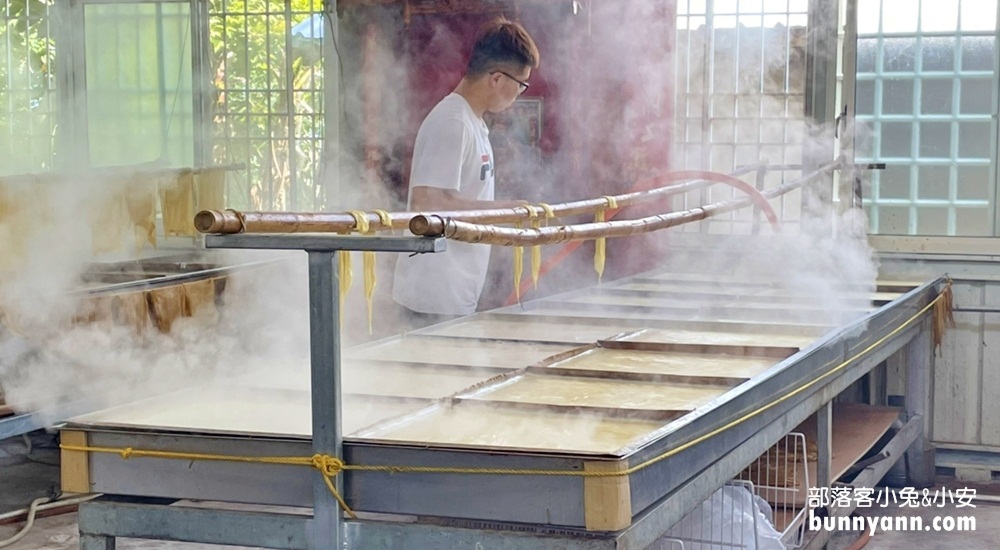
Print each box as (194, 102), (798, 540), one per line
(84, 2), (194, 168)
(675, 0), (811, 234)
(0, 0), (330, 212)
(208, 0), (328, 211)
(0, 0), (56, 175)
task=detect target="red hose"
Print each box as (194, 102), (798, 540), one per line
(502, 169), (781, 306)
(648, 170), (780, 227)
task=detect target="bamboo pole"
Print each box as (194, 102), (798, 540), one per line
(410, 204), (720, 245)
(195, 166), (788, 234)
(409, 160), (841, 246)
(195, 196), (675, 234)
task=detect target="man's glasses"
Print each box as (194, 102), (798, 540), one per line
(493, 70), (530, 95)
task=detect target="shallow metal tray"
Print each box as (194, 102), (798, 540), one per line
(59, 271), (938, 531)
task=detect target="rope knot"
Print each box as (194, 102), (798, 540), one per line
(120, 447), (135, 460)
(312, 454), (345, 477)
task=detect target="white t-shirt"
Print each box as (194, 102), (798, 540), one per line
(393, 93), (495, 315)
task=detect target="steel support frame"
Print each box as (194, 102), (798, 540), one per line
(77, 498), (619, 550)
(802, 318), (934, 550)
(308, 250), (342, 550)
(119, 233), (443, 550)
(75, 281), (936, 550)
(617, 319), (930, 550)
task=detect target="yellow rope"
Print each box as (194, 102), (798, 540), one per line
(530, 203), (555, 289)
(594, 196), (618, 283)
(59, 283), (951, 511)
(58, 445), (357, 518)
(312, 454), (356, 516)
(59, 443), (635, 479)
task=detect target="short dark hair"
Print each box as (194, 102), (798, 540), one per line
(465, 17), (540, 78)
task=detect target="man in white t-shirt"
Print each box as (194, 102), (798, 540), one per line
(393, 17), (540, 326)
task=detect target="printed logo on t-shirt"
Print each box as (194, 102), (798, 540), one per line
(480, 154), (494, 181)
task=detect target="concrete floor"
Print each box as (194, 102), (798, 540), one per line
(0, 432), (61, 514)
(826, 487), (1000, 550)
(4, 432), (1000, 549)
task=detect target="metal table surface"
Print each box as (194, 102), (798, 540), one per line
(60, 233), (942, 549)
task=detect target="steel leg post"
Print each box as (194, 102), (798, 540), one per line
(905, 319), (935, 488)
(812, 401), (833, 550)
(817, 400), (833, 488)
(79, 535), (115, 550)
(79, 500), (117, 550)
(80, 533), (115, 550)
(307, 251), (343, 550)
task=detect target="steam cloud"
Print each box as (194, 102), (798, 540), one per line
(0, 2), (877, 428)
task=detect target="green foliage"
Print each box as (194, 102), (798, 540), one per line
(0, 0), (56, 174)
(207, 0), (326, 211)
(0, 0), (326, 207)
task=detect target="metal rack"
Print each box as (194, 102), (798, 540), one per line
(736, 432), (811, 548)
(660, 480), (767, 549)
(0, 254), (281, 441)
(63, 232), (941, 550)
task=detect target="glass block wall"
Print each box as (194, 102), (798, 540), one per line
(856, 0), (998, 236)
